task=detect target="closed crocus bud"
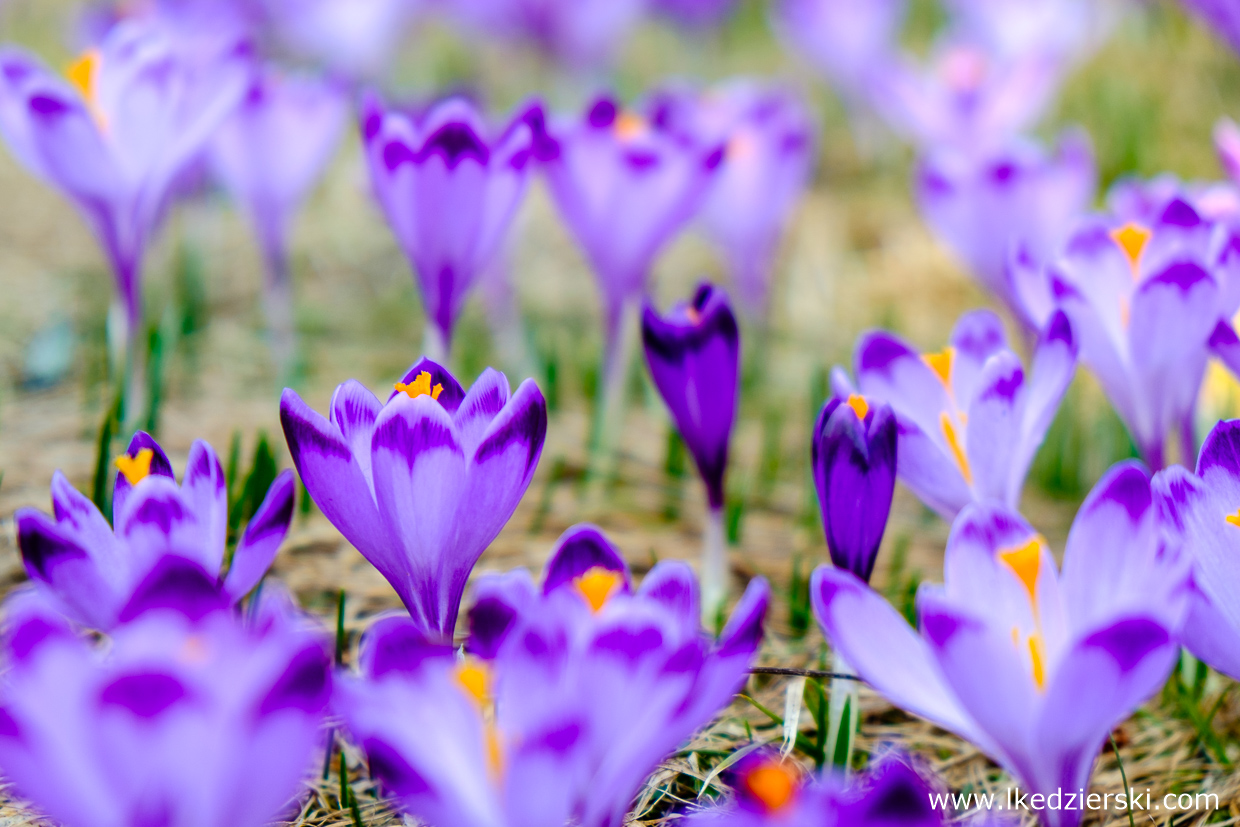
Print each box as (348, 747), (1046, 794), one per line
(812, 395), (897, 584)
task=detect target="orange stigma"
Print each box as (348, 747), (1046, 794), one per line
(922, 347), (955, 388)
(743, 759), (798, 813)
(846, 394), (869, 420)
(65, 49), (107, 129)
(115, 448), (154, 486)
(1110, 223), (1151, 277)
(998, 536), (1043, 603)
(395, 371), (444, 401)
(575, 567), (622, 613)
(939, 413), (972, 485)
(1226, 509), (1240, 528)
(455, 661), (491, 707)
(614, 112), (647, 141)
(1028, 633), (1046, 690)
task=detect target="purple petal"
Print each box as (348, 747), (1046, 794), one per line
(117, 556), (227, 623)
(257, 644), (332, 716)
(223, 470), (296, 602)
(98, 672), (188, 718)
(360, 614), (456, 679)
(543, 524), (630, 595)
(963, 351), (1025, 505)
(636, 560), (700, 626)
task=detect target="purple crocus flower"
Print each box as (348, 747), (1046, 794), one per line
(0, 20), (251, 346)
(280, 358), (547, 640)
(336, 523), (769, 827)
(1178, 0), (1240, 55)
(0, 573), (332, 827)
(684, 750), (943, 827)
(841, 308), (1077, 520)
(255, 0), (421, 81)
(1040, 192), (1240, 468)
(652, 80), (816, 317)
(541, 95), (725, 355)
(211, 67), (347, 372)
(915, 131), (1095, 328)
(812, 396), (896, 584)
(361, 95), (543, 360)
(813, 462), (1188, 827)
(14, 432), (295, 631)
(1153, 419), (1240, 680)
(770, 0), (905, 104)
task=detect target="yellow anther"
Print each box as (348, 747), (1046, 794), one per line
(1028, 633), (1046, 690)
(455, 662), (491, 708)
(1110, 223), (1152, 277)
(743, 759), (798, 813)
(1225, 509), (1240, 528)
(922, 347), (955, 388)
(997, 536), (1043, 603)
(394, 371), (444, 401)
(65, 49), (108, 130)
(575, 567), (622, 613)
(614, 112), (647, 141)
(939, 413), (972, 485)
(846, 394), (869, 420)
(115, 448), (154, 486)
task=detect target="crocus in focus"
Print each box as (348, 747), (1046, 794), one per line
(0, 21), (251, 350)
(280, 358), (547, 639)
(0, 576), (332, 827)
(652, 81), (816, 317)
(771, 0), (905, 104)
(813, 462), (1188, 827)
(211, 67), (348, 374)
(1039, 193), (1240, 468)
(841, 308), (1077, 520)
(1154, 419), (1240, 680)
(337, 523), (769, 827)
(643, 283), (739, 617)
(684, 750), (943, 827)
(15, 432), (296, 631)
(915, 131), (1095, 328)
(361, 95), (543, 361)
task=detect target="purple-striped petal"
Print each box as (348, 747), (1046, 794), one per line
(223, 469), (296, 602)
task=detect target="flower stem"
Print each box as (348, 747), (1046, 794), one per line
(584, 295), (641, 498)
(422, 324), (449, 366)
(826, 650), (858, 774)
(261, 243), (297, 385)
(701, 505), (727, 629)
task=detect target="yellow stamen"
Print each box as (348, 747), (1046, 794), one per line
(743, 760), (798, 813)
(455, 662), (491, 707)
(1225, 509), (1240, 528)
(394, 371), (444, 401)
(1028, 632), (1046, 690)
(614, 112), (647, 141)
(997, 536), (1043, 603)
(939, 413), (972, 484)
(846, 394), (869, 420)
(1110, 223), (1152, 277)
(575, 567), (622, 613)
(65, 49), (107, 130)
(922, 346), (955, 388)
(115, 448), (154, 486)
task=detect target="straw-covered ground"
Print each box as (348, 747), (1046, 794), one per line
(2, 0), (1240, 824)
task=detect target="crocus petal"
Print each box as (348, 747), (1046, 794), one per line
(964, 351), (1025, 504)
(358, 614), (456, 680)
(112, 431), (176, 519)
(636, 559), (700, 626)
(224, 470), (296, 602)
(949, 308), (1009, 402)
(116, 556), (229, 624)
(543, 524), (631, 596)
(15, 509), (121, 630)
(454, 367), (511, 457)
(856, 332), (950, 441)
(891, 418), (972, 520)
(1009, 310), (1077, 501)
(182, 440), (228, 573)
(114, 477), (213, 573)
(467, 569), (539, 660)
(388, 357), (467, 412)
(48, 470), (117, 564)
(329, 378), (384, 489)
(1179, 585), (1240, 681)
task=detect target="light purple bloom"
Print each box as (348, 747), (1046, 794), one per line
(0, 20), (251, 341)
(652, 80), (816, 316)
(15, 432), (295, 632)
(280, 358), (547, 640)
(916, 131), (1095, 328)
(336, 523), (769, 827)
(642, 283), (739, 512)
(1154, 419), (1240, 680)
(0, 577), (331, 827)
(541, 95), (724, 350)
(770, 0), (905, 103)
(813, 463), (1188, 827)
(449, 0), (649, 70)
(841, 308), (1077, 520)
(684, 750), (943, 827)
(1178, 0), (1240, 55)
(812, 396), (896, 584)
(255, 0), (422, 81)
(361, 95), (543, 358)
(1039, 191), (1240, 467)
(943, 0), (1115, 67)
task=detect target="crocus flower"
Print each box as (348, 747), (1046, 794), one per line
(643, 283), (739, 615)
(256, 0), (421, 81)
(915, 131), (1095, 328)
(361, 95), (543, 360)
(15, 432), (296, 631)
(541, 95), (725, 355)
(770, 0), (905, 104)
(841, 308), (1077, 520)
(280, 358), (547, 640)
(0, 20), (251, 345)
(336, 523), (769, 827)
(651, 80), (816, 316)
(1178, 0), (1240, 56)
(684, 750), (944, 827)
(0, 569), (332, 827)
(812, 396), (896, 584)
(1153, 419), (1240, 680)
(1040, 193), (1240, 468)
(210, 67), (347, 372)
(813, 462), (1188, 827)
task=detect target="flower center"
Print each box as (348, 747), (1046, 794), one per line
(115, 448), (154, 486)
(1110, 223), (1151, 278)
(614, 112), (648, 142)
(846, 394), (869, 420)
(743, 759), (798, 813)
(394, 371), (443, 401)
(575, 567), (622, 613)
(922, 346), (954, 388)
